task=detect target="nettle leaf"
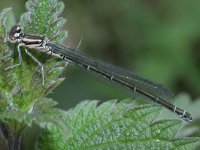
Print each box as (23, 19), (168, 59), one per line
(8, 0), (68, 111)
(21, 0), (67, 42)
(0, 0), (68, 135)
(37, 124), (67, 150)
(37, 100), (200, 150)
(0, 98), (67, 130)
(0, 8), (19, 112)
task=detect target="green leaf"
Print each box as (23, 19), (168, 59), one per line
(37, 100), (200, 150)
(21, 0), (67, 42)
(0, 8), (19, 112)
(37, 124), (66, 150)
(5, 0), (68, 112)
(0, 98), (67, 130)
(0, 0), (69, 143)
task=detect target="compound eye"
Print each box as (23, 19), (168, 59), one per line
(16, 26), (21, 33)
(8, 25), (23, 43)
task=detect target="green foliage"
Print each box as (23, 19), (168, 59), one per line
(20, 0), (67, 42)
(0, 0), (68, 148)
(37, 100), (200, 150)
(0, 0), (199, 150)
(17, 0), (68, 107)
(0, 7), (16, 112)
(0, 98), (67, 129)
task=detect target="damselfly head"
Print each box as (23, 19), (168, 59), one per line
(8, 25), (24, 43)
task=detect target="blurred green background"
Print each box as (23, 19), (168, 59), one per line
(0, 0), (200, 110)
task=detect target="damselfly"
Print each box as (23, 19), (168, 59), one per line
(7, 25), (192, 122)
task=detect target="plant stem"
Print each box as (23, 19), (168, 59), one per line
(0, 121), (25, 150)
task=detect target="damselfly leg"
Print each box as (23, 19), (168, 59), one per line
(7, 25), (193, 122)
(5, 43), (45, 86)
(24, 49), (45, 86)
(5, 44), (22, 70)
